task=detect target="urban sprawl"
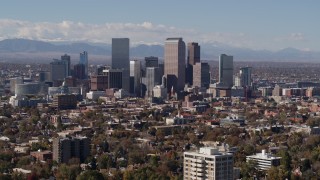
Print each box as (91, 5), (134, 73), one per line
(0, 38), (319, 179)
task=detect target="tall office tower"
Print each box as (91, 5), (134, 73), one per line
(164, 38), (186, 93)
(80, 51), (88, 78)
(187, 42), (200, 65)
(145, 56), (159, 68)
(186, 42), (200, 86)
(193, 62), (210, 89)
(130, 60), (141, 97)
(73, 64), (86, 80)
(240, 67), (252, 87)
(184, 147), (234, 180)
(112, 38), (130, 92)
(53, 136), (90, 163)
(219, 54), (234, 88)
(50, 59), (68, 82)
(145, 67), (160, 97)
(61, 54), (71, 76)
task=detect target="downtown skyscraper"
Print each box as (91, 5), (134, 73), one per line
(219, 54), (234, 88)
(79, 51), (88, 78)
(112, 38), (130, 92)
(130, 60), (141, 97)
(164, 38), (186, 94)
(240, 67), (252, 87)
(186, 42), (200, 86)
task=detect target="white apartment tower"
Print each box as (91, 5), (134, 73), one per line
(184, 147), (234, 180)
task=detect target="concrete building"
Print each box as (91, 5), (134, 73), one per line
(164, 38), (186, 94)
(53, 136), (90, 163)
(219, 54), (233, 88)
(272, 84), (283, 96)
(30, 150), (52, 161)
(193, 62), (210, 89)
(246, 150), (281, 171)
(86, 91), (106, 101)
(79, 51), (88, 78)
(153, 85), (167, 100)
(130, 60), (141, 97)
(184, 147), (234, 180)
(186, 42), (200, 85)
(112, 38), (130, 92)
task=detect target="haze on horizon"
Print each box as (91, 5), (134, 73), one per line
(0, 0), (319, 52)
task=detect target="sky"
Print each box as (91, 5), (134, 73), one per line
(0, 0), (319, 51)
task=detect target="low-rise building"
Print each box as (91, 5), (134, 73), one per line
(246, 150), (281, 171)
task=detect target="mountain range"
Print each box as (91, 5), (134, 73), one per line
(0, 38), (319, 64)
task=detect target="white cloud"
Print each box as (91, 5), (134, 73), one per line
(0, 18), (255, 48)
(274, 32), (306, 42)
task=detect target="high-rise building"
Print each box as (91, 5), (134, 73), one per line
(164, 38), (186, 93)
(112, 38), (130, 92)
(186, 42), (200, 85)
(184, 147), (234, 180)
(145, 67), (160, 97)
(90, 69), (122, 91)
(38, 71), (50, 82)
(10, 77), (24, 94)
(187, 42), (200, 65)
(52, 94), (77, 110)
(53, 136), (90, 163)
(145, 56), (159, 68)
(73, 64), (86, 80)
(130, 60), (141, 97)
(61, 54), (71, 76)
(240, 67), (252, 87)
(219, 54), (234, 88)
(80, 51), (88, 78)
(50, 59), (68, 83)
(193, 62), (210, 89)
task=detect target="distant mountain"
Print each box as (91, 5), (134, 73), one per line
(0, 38), (319, 63)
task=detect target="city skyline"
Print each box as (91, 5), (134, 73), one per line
(0, 1), (319, 51)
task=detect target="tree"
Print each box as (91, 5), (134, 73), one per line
(76, 170), (104, 180)
(56, 164), (81, 180)
(240, 160), (258, 179)
(98, 154), (114, 169)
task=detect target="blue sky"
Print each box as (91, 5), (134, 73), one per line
(0, 0), (319, 51)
